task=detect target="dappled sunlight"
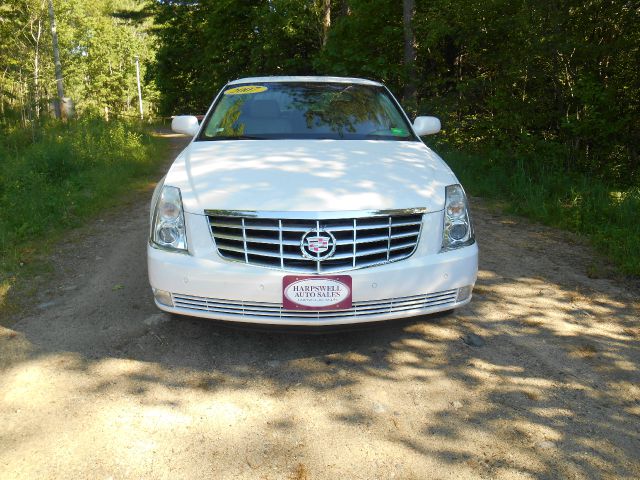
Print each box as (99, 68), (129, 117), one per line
(3, 362), (55, 405)
(2, 264), (638, 478)
(1, 202), (639, 478)
(164, 140), (452, 213)
(0, 281), (10, 310)
(297, 188), (390, 211)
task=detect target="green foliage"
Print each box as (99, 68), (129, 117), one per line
(59, 0), (157, 116)
(415, 0), (640, 185)
(0, 117), (161, 263)
(1, 0), (638, 275)
(151, 0), (322, 115)
(0, 0), (157, 123)
(150, 0), (639, 185)
(147, 0), (640, 274)
(313, 0), (405, 92)
(444, 148), (640, 275)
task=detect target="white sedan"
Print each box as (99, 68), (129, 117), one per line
(148, 76), (478, 325)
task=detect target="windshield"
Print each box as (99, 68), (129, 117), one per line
(198, 82), (417, 141)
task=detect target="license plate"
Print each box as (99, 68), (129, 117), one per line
(283, 275), (352, 310)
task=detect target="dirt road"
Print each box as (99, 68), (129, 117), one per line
(1, 135), (639, 479)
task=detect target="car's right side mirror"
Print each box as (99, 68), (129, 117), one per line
(413, 116), (441, 136)
(171, 115), (200, 136)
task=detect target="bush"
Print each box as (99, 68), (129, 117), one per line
(443, 149), (640, 276)
(0, 118), (160, 262)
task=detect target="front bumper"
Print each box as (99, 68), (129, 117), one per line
(148, 239), (478, 326)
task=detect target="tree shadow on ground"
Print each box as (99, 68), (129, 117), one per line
(4, 267), (639, 478)
(2, 202), (639, 478)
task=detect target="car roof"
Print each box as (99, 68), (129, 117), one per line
(227, 76), (383, 87)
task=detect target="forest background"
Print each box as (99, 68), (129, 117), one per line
(1, 0), (638, 274)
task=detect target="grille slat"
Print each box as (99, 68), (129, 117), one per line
(172, 289), (458, 320)
(391, 219), (423, 227)
(215, 233), (300, 247)
(208, 211), (423, 273)
(356, 245), (390, 257)
(390, 240), (419, 252)
(245, 247), (300, 260)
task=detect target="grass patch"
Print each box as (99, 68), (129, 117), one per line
(0, 117), (165, 315)
(443, 149), (640, 276)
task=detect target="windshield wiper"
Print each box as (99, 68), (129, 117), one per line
(206, 135), (267, 141)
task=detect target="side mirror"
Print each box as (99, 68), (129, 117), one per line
(171, 115), (200, 136)
(413, 116), (441, 136)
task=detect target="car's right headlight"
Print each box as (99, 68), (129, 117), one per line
(441, 184), (474, 251)
(151, 185), (188, 252)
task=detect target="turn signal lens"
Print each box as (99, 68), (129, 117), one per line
(456, 285), (473, 302)
(153, 288), (174, 307)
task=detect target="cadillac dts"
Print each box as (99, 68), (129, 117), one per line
(148, 76), (478, 325)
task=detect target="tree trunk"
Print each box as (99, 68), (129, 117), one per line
(402, 0), (417, 104)
(47, 0), (65, 118)
(32, 18), (43, 118)
(322, 0), (331, 47)
(135, 56), (144, 120)
(0, 67), (7, 117)
(18, 69), (27, 127)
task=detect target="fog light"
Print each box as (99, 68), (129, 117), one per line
(456, 285), (472, 302)
(153, 288), (174, 307)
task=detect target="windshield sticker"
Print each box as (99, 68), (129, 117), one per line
(391, 128), (408, 136)
(224, 85), (268, 95)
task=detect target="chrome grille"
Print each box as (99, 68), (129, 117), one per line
(207, 211), (423, 273)
(172, 289), (457, 320)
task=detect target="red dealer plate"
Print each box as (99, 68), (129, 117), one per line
(282, 275), (352, 311)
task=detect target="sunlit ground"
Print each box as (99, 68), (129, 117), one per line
(0, 202), (638, 479)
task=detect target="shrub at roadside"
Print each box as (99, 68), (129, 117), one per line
(0, 118), (161, 268)
(444, 150), (640, 276)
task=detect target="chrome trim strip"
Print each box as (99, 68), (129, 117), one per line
(148, 240), (191, 255)
(315, 220), (321, 273)
(352, 219), (357, 268)
(172, 289), (458, 320)
(241, 218), (249, 263)
(386, 216), (392, 261)
(278, 219), (284, 269)
(204, 208), (429, 220)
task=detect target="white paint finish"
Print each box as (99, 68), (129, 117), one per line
(413, 116), (441, 136)
(149, 76), (478, 325)
(148, 239), (478, 324)
(171, 116), (199, 136)
(165, 140), (456, 214)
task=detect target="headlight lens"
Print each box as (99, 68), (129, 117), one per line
(442, 184), (474, 251)
(151, 186), (188, 252)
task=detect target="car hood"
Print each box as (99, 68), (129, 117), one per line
(165, 140), (457, 214)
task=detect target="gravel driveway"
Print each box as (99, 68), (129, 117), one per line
(1, 135), (639, 479)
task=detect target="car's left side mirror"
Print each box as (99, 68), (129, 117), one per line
(413, 116), (441, 136)
(171, 115), (200, 136)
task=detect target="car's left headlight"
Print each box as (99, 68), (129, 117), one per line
(441, 184), (474, 251)
(151, 185), (188, 252)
